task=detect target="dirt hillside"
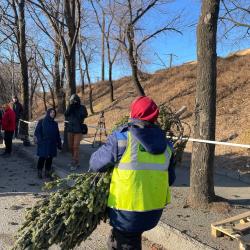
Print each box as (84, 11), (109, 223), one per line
(85, 50), (249, 136)
(34, 49), (250, 171)
(82, 49), (250, 171)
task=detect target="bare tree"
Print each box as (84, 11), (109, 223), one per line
(38, 74), (48, 111)
(77, 38), (86, 95)
(28, 50), (39, 118)
(220, 0), (250, 40)
(29, 0), (81, 96)
(79, 42), (95, 115)
(27, 0), (66, 113)
(189, 0), (220, 208)
(34, 47), (57, 109)
(101, 10), (105, 82)
(0, 64), (14, 103)
(91, 0), (121, 102)
(0, 0), (30, 120)
(112, 0), (181, 96)
(0, 43), (21, 99)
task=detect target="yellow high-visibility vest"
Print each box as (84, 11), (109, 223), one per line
(108, 131), (172, 212)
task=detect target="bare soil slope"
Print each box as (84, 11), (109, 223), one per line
(83, 49), (250, 172)
(33, 49), (250, 172)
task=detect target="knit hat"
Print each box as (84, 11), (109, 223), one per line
(130, 96), (159, 123)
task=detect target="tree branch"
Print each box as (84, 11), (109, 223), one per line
(132, 0), (159, 25)
(220, 16), (250, 28)
(137, 26), (182, 51)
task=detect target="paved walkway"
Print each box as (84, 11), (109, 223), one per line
(0, 143), (156, 250)
(1, 137), (250, 249)
(0, 147), (111, 250)
(14, 138), (96, 177)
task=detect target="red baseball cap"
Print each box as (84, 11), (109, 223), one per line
(130, 96), (159, 123)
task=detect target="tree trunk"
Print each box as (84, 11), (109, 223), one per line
(108, 62), (114, 102)
(106, 39), (114, 102)
(18, 0), (29, 121)
(64, 0), (77, 96)
(78, 42), (85, 95)
(65, 54), (76, 96)
(82, 48), (94, 114)
(88, 83), (94, 114)
(189, 0), (220, 207)
(29, 93), (33, 119)
(48, 84), (56, 109)
(79, 66), (85, 95)
(86, 65), (94, 115)
(40, 81), (47, 111)
(54, 37), (65, 114)
(127, 25), (145, 96)
(101, 10), (105, 81)
(29, 77), (38, 119)
(60, 56), (66, 109)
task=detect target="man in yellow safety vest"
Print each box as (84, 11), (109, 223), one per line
(89, 96), (176, 250)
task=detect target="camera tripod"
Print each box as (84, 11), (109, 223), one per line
(92, 111), (107, 148)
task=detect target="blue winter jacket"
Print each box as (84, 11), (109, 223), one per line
(89, 120), (176, 233)
(35, 109), (62, 158)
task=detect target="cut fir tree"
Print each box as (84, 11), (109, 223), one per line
(12, 172), (112, 250)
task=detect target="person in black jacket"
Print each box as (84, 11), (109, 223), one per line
(64, 94), (88, 170)
(0, 107), (4, 144)
(12, 96), (23, 138)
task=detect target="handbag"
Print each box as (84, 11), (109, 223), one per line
(81, 124), (88, 135)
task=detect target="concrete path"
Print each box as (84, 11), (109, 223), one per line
(0, 143), (155, 250)
(13, 138), (250, 249)
(0, 148), (110, 250)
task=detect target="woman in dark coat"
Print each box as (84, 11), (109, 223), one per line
(34, 108), (62, 178)
(64, 94), (88, 170)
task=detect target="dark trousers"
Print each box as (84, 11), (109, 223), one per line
(4, 131), (14, 154)
(37, 157), (53, 171)
(15, 119), (19, 138)
(107, 228), (142, 250)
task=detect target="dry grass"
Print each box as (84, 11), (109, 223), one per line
(82, 49), (250, 168)
(33, 49), (250, 170)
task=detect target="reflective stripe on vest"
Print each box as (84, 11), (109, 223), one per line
(107, 131), (172, 212)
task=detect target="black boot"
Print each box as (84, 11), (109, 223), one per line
(38, 169), (42, 179)
(45, 170), (52, 179)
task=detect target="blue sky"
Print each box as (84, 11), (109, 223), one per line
(2, 0), (248, 84)
(97, 0), (250, 81)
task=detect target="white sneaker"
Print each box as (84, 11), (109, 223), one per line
(68, 161), (74, 168)
(70, 164), (77, 171)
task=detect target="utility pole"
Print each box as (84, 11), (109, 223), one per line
(166, 53), (178, 68)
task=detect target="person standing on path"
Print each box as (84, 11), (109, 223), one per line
(1, 104), (16, 157)
(12, 96), (23, 138)
(89, 96), (176, 250)
(34, 108), (62, 179)
(64, 94), (88, 171)
(0, 107), (3, 130)
(0, 107), (4, 143)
